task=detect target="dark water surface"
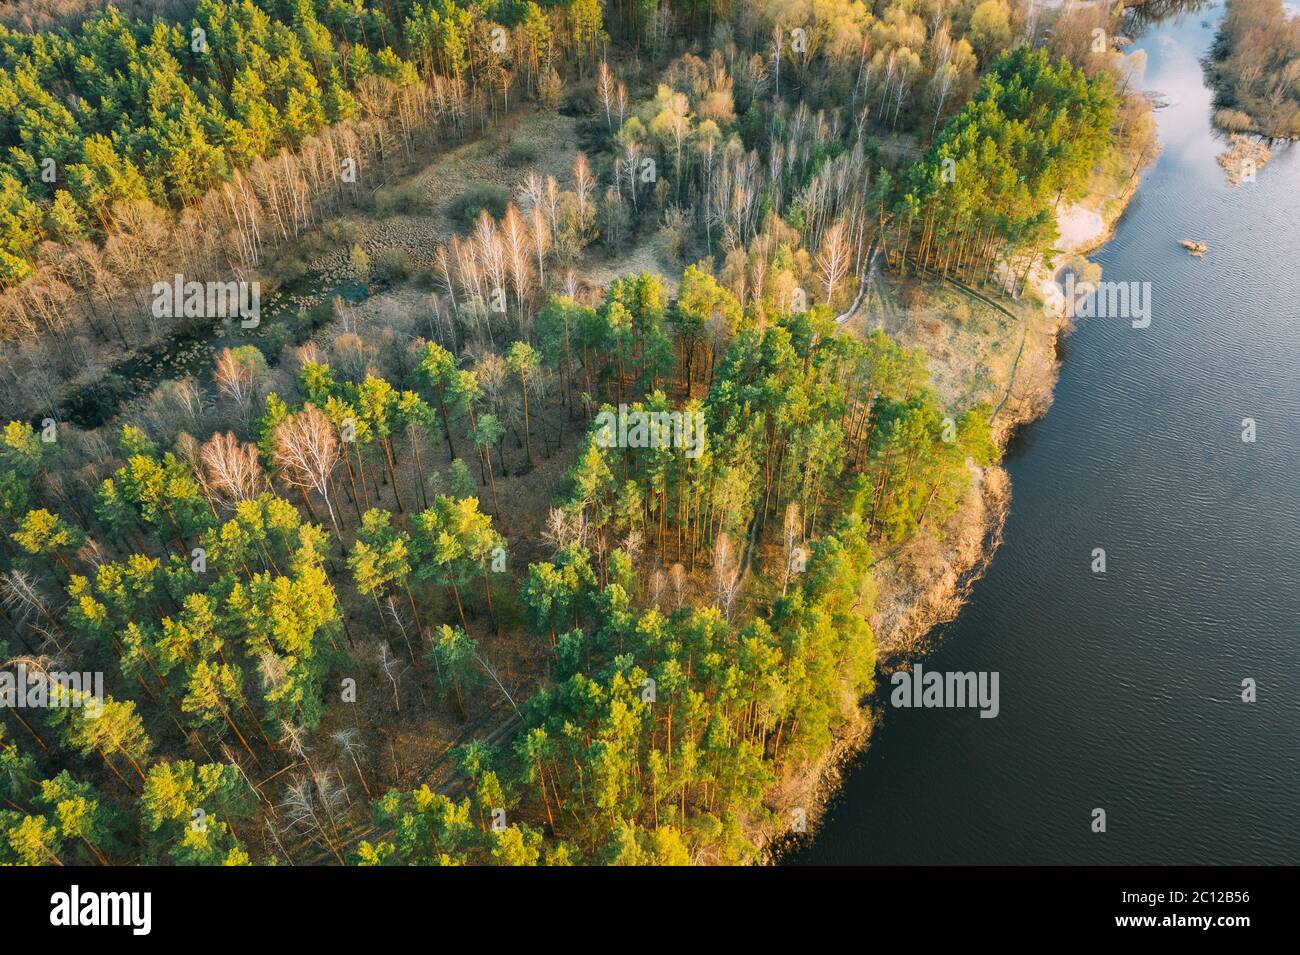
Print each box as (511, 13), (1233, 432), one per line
(55, 275), (367, 429)
(794, 9), (1300, 865)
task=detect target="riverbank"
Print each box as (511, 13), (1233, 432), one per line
(793, 4), (1300, 864)
(1204, 0), (1300, 141)
(760, 153), (1149, 863)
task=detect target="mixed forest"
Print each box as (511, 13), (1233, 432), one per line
(0, 0), (1159, 864)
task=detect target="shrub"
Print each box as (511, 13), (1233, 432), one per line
(272, 254), (309, 284)
(1213, 108), (1254, 133)
(373, 247), (411, 283)
(902, 284), (929, 310)
(658, 207), (691, 264)
(325, 220), (362, 245)
(503, 141), (540, 167)
(559, 82), (595, 117)
(539, 67), (563, 109)
(374, 181), (427, 216)
(449, 186), (509, 230)
(260, 322), (293, 359)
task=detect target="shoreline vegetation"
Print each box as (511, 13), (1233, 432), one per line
(1216, 134), (1272, 185)
(1206, 0), (1300, 141)
(0, 0), (1161, 866)
(766, 131), (1147, 863)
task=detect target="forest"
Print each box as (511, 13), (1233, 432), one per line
(1208, 0), (1300, 139)
(0, 0), (1155, 865)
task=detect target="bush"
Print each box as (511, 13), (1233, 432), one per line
(538, 67), (563, 110)
(271, 254), (309, 285)
(409, 266), (437, 290)
(902, 284), (929, 310)
(559, 82), (595, 117)
(503, 141), (540, 167)
(325, 220), (362, 245)
(374, 181), (427, 216)
(260, 322), (294, 359)
(658, 207), (691, 264)
(1213, 108), (1254, 134)
(449, 186), (510, 230)
(373, 247), (411, 284)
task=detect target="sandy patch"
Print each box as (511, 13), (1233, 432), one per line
(1055, 202), (1105, 254)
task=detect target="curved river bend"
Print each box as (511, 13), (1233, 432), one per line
(795, 8), (1300, 865)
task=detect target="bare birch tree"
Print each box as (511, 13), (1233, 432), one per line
(200, 432), (265, 509)
(273, 405), (342, 534)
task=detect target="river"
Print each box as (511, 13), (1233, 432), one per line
(794, 5), (1300, 865)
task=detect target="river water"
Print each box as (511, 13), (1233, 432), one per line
(794, 7), (1300, 865)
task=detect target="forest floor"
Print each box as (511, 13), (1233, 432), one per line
(310, 108), (586, 280)
(304, 105), (679, 300)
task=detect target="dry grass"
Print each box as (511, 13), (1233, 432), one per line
(579, 238), (679, 296)
(311, 109), (582, 278)
(843, 270), (1058, 423)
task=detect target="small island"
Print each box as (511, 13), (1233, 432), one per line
(1217, 134), (1274, 184)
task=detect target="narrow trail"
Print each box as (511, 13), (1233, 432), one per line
(901, 256), (1034, 424)
(835, 237), (882, 326)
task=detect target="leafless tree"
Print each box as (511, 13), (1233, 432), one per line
(782, 501), (804, 595)
(272, 405), (342, 534)
(279, 772), (346, 863)
(712, 532), (742, 620)
(472, 645), (521, 718)
(200, 432), (265, 509)
(331, 727), (372, 800)
(772, 24), (784, 96)
(377, 641), (406, 713)
(500, 202), (534, 331)
(214, 347), (265, 421)
(543, 506), (588, 554)
(252, 660), (289, 723)
(383, 594), (420, 665)
(670, 562), (687, 608)
(529, 204), (551, 288)
(0, 569), (66, 655)
(597, 60), (616, 130)
(650, 567), (666, 608)
(572, 154), (596, 222)
(622, 529), (643, 565)
(817, 220), (851, 306)
(520, 171), (545, 213)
